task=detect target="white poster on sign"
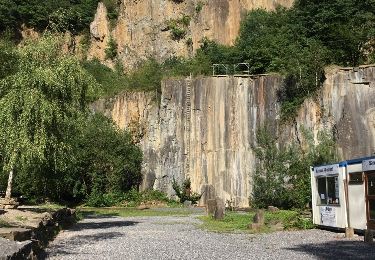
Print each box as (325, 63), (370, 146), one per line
(314, 164), (340, 176)
(320, 206), (336, 227)
(363, 159), (375, 172)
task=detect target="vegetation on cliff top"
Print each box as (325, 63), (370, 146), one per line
(0, 0), (101, 37)
(191, 0), (375, 118)
(2, 0), (372, 119)
(88, 0), (375, 118)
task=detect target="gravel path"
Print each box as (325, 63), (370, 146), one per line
(46, 214), (375, 260)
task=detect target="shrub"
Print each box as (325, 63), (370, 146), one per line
(82, 59), (127, 98)
(172, 178), (201, 204)
(105, 37), (118, 60)
(195, 2), (204, 13)
(166, 15), (191, 40)
(251, 126), (337, 209)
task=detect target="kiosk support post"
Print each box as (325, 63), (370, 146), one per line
(344, 172), (354, 238)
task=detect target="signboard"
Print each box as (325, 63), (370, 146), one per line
(320, 206), (336, 227)
(314, 164), (340, 176)
(363, 159), (375, 172)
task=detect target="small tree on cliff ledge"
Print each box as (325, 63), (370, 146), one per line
(0, 35), (97, 202)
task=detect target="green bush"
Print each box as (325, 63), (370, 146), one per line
(251, 126), (336, 209)
(0, 0), (100, 35)
(195, 2), (204, 13)
(105, 37), (118, 60)
(172, 178), (201, 204)
(85, 188), (171, 207)
(102, 0), (119, 22)
(166, 15), (191, 40)
(82, 59), (127, 98)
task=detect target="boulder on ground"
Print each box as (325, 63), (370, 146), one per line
(206, 199), (216, 216)
(253, 209), (265, 225)
(183, 200), (192, 207)
(267, 206), (279, 212)
(200, 184), (215, 206)
(248, 209), (265, 231)
(214, 198), (225, 220)
(365, 229), (374, 243)
(0, 198), (19, 209)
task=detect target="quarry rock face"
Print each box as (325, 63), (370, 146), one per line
(292, 65), (375, 160)
(94, 75), (282, 207)
(94, 65), (375, 207)
(88, 2), (111, 63)
(88, 0), (293, 70)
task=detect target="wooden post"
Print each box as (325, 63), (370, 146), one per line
(343, 178), (354, 238)
(365, 229), (374, 243)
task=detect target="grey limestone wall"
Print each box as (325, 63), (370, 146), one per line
(94, 66), (375, 207)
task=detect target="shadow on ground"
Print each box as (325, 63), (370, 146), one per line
(71, 216), (139, 231)
(42, 231), (125, 259)
(288, 240), (375, 259)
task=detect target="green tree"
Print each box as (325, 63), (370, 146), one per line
(294, 0), (375, 66)
(0, 0), (100, 35)
(70, 114), (143, 204)
(252, 126), (336, 209)
(0, 40), (18, 80)
(0, 35), (97, 200)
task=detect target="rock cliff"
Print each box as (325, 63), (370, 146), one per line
(93, 65), (375, 207)
(88, 0), (293, 69)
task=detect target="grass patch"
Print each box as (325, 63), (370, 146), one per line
(15, 216), (28, 222)
(198, 210), (314, 233)
(198, 212), (252, 233)
(36, 202), (66, 210)
(79, 207), (204, 218)
(0, 219), (14, 228)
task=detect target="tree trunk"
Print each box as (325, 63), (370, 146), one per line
(5, 169), (13, 200)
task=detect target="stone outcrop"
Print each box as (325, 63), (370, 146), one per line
(94, 65), (375, 207)
(88, 0), (293, 70)
(0, 208), (76, 259)
(290, 65), (375, 160)
(88, 2), (111, 65)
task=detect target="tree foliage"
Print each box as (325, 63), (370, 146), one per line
(0, 0), (100, 36)
(0, 35), (143, 203)
(172, 178), (201, 204)
(0, 35), (96, 175)
(70, 114), (143, 203)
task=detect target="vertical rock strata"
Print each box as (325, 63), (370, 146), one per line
(291, 66), (375, 160)
(95, 75), (281, 207)
(94, 66), (375, 207)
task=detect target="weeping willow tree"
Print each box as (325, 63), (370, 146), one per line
(0, 35), (97, 201)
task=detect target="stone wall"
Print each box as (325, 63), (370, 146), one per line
(94, 75), (282, 207)
(94, 65), (375, 207)
(290, 65), (375, 160)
